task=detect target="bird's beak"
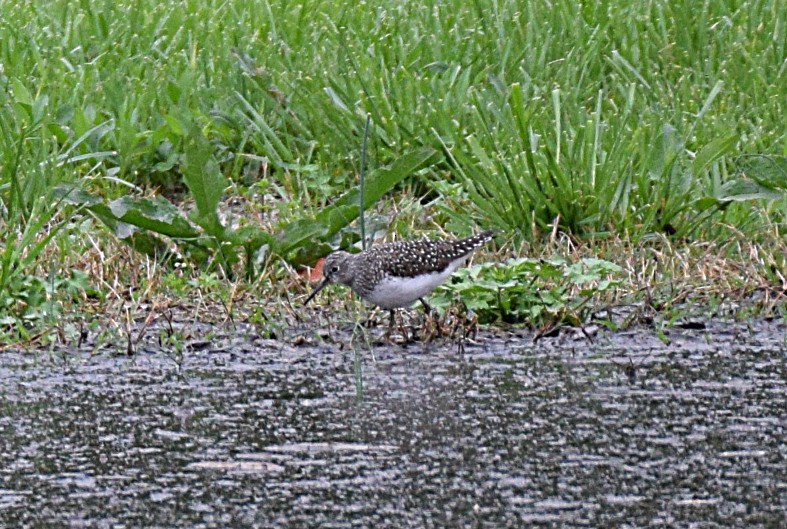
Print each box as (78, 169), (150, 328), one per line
(303, 277), (330, 306)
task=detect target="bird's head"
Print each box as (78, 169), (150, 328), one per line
(303, 251), (354, 305)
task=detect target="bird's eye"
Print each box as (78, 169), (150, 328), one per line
(331, 265), (340, 273)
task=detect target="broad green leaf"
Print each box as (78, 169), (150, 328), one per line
(32, 94), (48, 123)
(719, 179), (783, 202)
(580, 258), (622, 273)
(692, 135), (736, 176)
(738, 155), (787, 189)
(58, 185), (201, 240)
(464, 298), (491, 311)
(274, 218), (333, 256)
(105, 196), (199, 238)
(694, 196), (720, 211)
(181, 125), (227, 237)
(54, 185), (103, 207)
(10, 78), (33, 106)
(86, 207), (173, 257)
(47, 122), (71, 144)
(229, 226), (276, 249)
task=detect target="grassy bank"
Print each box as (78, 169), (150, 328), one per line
(1, 0), (785, 348)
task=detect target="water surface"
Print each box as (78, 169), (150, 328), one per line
(0, 320), (785, 527)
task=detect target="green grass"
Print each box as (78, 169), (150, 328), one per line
(0, 0), (785, 345)
(4, 0), (783, 187)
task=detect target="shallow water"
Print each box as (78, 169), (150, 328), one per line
(1, 320), (785, 528)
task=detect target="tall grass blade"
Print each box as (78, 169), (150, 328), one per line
(359, 114), (370, 250)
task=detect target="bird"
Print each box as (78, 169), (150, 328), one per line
(304, 230), (494, 334)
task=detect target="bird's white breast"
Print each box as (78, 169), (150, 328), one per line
(364, 257), (467, 309)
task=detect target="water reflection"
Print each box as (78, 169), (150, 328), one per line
(0, 321), (785, 527)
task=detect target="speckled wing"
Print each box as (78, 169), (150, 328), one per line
(365, 230), (493, 279)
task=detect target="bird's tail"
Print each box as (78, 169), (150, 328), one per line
(458, 229), (494, 251)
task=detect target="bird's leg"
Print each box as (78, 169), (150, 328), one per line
(361, 311), (378, 328)
(397, 309), (411, 343)
(383, 309), (397, 344)
(419, 298), (432, 316)
(419, 298), (441, 340)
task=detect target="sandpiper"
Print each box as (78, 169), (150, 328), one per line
(304, 230), (494, 323)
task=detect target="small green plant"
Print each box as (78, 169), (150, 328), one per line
(56, 123), (275, 279)
(432, 257), (622, 327)
(58, 121), (438, 274)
